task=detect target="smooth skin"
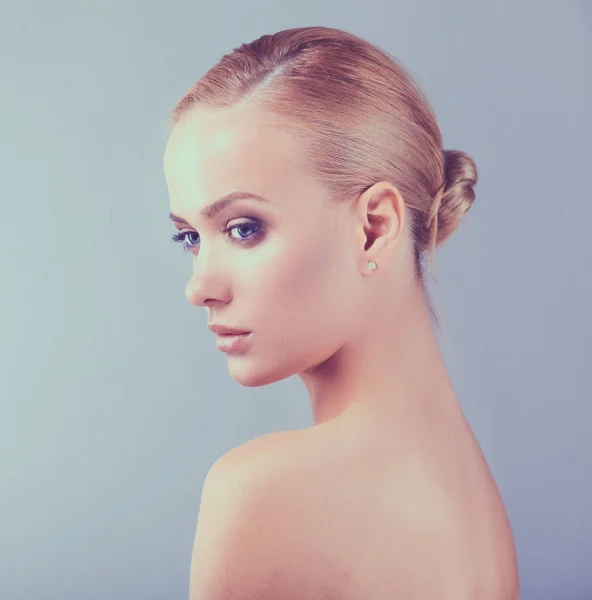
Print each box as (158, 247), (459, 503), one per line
(164, 103), (520, 598)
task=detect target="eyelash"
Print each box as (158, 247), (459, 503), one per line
(170, 220), (264, 253)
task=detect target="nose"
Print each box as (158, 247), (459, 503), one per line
(184, 273), (230, 307)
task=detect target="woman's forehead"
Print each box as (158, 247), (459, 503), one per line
(165, 109), (299, 179)
(164, 116), (317, 213)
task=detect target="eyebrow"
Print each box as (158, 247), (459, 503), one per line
(169, 191), (270, 225)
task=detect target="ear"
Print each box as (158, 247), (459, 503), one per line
(353, 182), (406, 272)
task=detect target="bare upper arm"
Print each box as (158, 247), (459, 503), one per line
(188, 435), (312, 600)
(188, 466), (262, 599)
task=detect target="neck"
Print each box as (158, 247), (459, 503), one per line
(298, 278), (459, 434)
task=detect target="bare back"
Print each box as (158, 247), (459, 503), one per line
(271, 410), (521, 599)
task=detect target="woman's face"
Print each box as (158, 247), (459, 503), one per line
(163, 105), (370, 387)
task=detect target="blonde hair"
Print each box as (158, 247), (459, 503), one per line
(170, 26), (477, 338)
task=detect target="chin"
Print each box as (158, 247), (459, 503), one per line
(226, 356), (303, 387)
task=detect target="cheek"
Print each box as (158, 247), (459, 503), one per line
(242, 233), (334, 317)
(278, 234), (335, 300)
(246, 216), (358, 332)
(266, 232), (353, 331)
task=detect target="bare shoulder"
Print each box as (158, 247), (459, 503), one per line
(251, 421), (521, 599)
(190, 425), (520, 599)
(189, 430), (319, 599)
(206, 429), (293, 483)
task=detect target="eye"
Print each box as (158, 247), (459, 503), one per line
(170, 230), (198, 252)
(228, 222), (259, 242)
(170, 219), (265, 253)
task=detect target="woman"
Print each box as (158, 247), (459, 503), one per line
(164, 26), (520, 600)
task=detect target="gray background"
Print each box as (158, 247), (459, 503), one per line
(1, 1), (590, 598)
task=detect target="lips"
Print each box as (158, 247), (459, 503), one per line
(215, 331), (252, 353)
(216, 330), (250, 336)
(208, 324), (250, 335)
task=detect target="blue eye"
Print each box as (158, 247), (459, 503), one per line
(170, 220), (264, 254)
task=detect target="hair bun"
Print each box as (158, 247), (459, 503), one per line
(428, 149), (478, 248)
